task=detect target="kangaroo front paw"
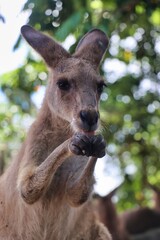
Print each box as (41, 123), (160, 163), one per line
(90, 134), (106, 158)
(69, 133), (92, 157)
(69, 133), (106, 158)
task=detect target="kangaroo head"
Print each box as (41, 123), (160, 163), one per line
(21, 25), (109, 134)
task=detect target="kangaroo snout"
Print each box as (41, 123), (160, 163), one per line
(79, 109), (99, 132)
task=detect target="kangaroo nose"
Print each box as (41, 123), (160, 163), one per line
(80, 110), (99, 131)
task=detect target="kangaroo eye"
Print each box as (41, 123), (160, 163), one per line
(57, 79), (71, 91)
(97, 82), (107, 94)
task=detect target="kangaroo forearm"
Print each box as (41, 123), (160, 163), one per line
(66, 157), (97, 207)
(18, 139), (72, 204)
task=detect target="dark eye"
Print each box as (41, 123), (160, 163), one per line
(57, 79), (71, 91)
(97, 82), (107, 94)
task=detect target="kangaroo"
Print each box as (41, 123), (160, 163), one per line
(121, 184), (160, 236)
(94, 183), (160, 240)
(93, 186), (130, 240)
(0, 25), (111, 240)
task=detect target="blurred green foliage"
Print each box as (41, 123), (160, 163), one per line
(0, 0), (160, 210)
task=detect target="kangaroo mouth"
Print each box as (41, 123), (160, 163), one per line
(80, 130), (96, 136)
(72, 117), (98, 136)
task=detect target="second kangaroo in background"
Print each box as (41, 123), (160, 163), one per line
(0, 26), (111, 240)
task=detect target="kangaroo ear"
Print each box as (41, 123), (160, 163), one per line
(74, 29), (109, 69)
(21, 25), (70, 67)
(107, 182), (123, 198)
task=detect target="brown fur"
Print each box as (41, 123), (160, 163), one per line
(93, 188), (130, 240)
(120, 185), (160, 235)
(94, 184), (160, 239)
(0, 26), (111, 239)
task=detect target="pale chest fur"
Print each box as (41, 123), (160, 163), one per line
(0, 152), (91, 239)
(0, 188), (93, 240)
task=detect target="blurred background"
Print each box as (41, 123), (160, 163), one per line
(0, 0), (160, 213)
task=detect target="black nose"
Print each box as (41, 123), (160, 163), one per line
(80, 110), (99, 131)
